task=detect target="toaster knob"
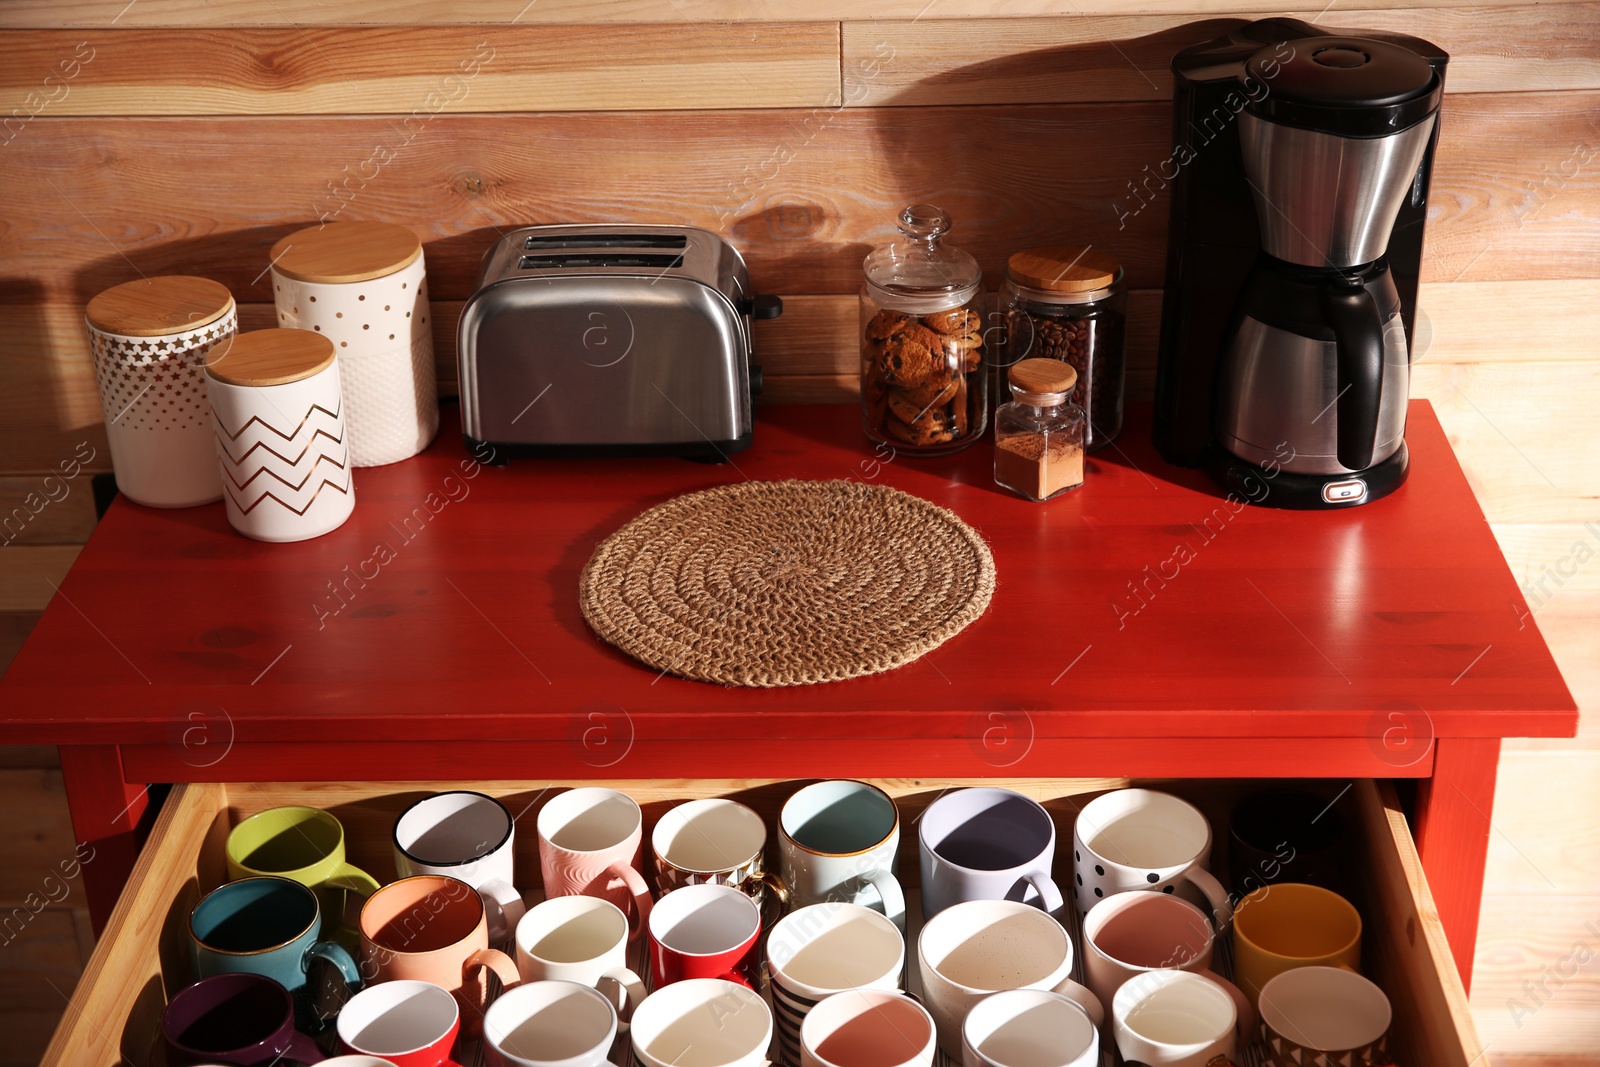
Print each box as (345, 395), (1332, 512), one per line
(744, 295), (784, 320)
(750, 364), (764, 399)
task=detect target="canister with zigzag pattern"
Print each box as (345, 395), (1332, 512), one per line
(205, 329), (354, 542)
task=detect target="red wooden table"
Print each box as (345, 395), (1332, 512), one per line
(0, 401), (1574, 988)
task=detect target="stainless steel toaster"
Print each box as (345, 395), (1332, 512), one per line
(458, 225), (781, 461)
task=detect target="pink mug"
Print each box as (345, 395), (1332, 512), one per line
(358, 875), (520, 1036)
(537, 788), (653, 940)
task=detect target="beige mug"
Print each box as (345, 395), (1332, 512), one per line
(537, 788), (653, 940)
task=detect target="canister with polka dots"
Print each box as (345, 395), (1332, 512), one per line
(85, 276), (236, 507)
(270, 221), (438, 467)
(205, 329), (354, 543)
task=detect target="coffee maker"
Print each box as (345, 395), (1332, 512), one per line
(1154, 19), (1447, 508)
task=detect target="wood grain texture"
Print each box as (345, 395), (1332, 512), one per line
(0, 475), (98, 545)
(1472, 895), (1600, 1055)
(1479, 748), (1600, 895)
(0, 770), (76, 905)
(1416, 737), (1504, 987)
(2, 95), (1595, 311)
(0, 25), (841, 116)
(844, 7), (1600, 107)
(0, 547), (80, 612)
(2, 0), (1592, 25)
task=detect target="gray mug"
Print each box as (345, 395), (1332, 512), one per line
(918, 788), (1064, 918)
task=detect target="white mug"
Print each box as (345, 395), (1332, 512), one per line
(1081, 889), (1253, 1039)
(1258, 966), (1392, 1064)
(514, 896), (646, 1025)
(917, 899), (1103, 1058)
(483, 980), (621, 1067)
(394, 790), (525, 945)
(779, 780), (905, 929)
(800, 989), (936, 1067)
(1113, 970), (1237, 1067)
(766, 902), (904, 1066)
(962, 989), (1099, 1067)
(1073, 788), (1231, 926)
(919, 788), (1064, 918)
(630, 978), (772, 1067)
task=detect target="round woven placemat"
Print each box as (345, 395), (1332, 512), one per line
(579, 479), (996, 687)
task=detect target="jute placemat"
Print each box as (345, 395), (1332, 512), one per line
(579, 479), (996, 687)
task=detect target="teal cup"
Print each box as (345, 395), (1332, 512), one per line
(190, 875), (362, 1032)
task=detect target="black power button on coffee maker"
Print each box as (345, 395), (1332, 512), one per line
(1154, 20), (1448, 509)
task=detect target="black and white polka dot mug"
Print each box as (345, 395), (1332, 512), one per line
(1071, 788), (1232, 927)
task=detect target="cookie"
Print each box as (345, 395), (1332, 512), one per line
(877, 338), (935, 388)
(888, 378), (958, 424)
(885, 412), (954, 447)
(922, 307), (981, 335)
(903, 374), (960, 409)
(895, 321), (949, 354)
(865, 309), (912, 341)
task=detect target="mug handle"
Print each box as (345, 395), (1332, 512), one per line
(1048, 975), (1106, 1030)
(1183, 866), (1234, 931)
(478, 877), (527, 946)
(464, 947), (523, 1009)
(1024, 872), (1065, 915)
(605, 861), (654, 943)
(324, 862), (382, 941)
(755, 871), (791, 928)
(303, 940), (362, 1009)
(277, 1028), (327, 1065)
(1198, 968), (1256, 1048)
(861, 870), (907, 931)
(596, 965), (648, 1031)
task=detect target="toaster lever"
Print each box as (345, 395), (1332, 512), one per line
(750, 364), (763, 399)
(745, 295), (784, 320)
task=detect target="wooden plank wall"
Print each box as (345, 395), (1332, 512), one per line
(0, 1), (1596, 1059)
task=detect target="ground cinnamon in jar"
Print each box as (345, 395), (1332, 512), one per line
(993, 358), (1086, 501)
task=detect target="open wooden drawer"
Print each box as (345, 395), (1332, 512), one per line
(42, 778), (1481, 1066)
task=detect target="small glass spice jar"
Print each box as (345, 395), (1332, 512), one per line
(994, 358), (1085, 501)
(1001, 246), (1126, 450)
(860, 203), (987, 456)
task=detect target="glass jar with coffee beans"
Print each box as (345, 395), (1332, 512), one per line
(1000, 246), (1126, 450)
(860, 203), (987, 456)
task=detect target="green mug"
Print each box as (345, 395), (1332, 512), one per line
(190, 875), (362, 1032)
(227, 805), (381, 948)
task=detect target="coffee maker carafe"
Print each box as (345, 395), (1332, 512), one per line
(1154, 20), (1448, 509)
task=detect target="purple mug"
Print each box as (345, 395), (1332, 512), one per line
(164, 973), (326, 1066)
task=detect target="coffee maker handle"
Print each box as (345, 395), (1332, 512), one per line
(1321, 282), (1384, 472)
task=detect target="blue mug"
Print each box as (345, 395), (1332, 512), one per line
(190, 875), (362, 1031)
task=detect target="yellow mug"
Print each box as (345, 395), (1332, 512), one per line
(1232, 882), (1361, 1007)
(227, 805), (382, 949)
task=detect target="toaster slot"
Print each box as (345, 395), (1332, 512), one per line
(522, 233), (688, 251)
(518, 253), (685, 271)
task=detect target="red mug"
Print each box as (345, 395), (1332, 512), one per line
(337, 980), (462, 1067)
(647, 883), (762, 989)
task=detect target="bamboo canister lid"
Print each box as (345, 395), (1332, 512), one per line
(1006, 247), (1121, 294)
(86, 276), (234, 337)
(206, 329), (336, 387)
(1009, 357), (1079, 394)
(270, 222), (423, 284)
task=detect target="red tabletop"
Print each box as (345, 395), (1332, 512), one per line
(0, 401), (1574, 758)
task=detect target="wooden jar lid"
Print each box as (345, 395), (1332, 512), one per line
(206, 329), (336, 387)
(269, 221), (422, 284)
(1009, 357), (1078, 394)
(1007, 247), (1120, 294)
(86, 276), (234, 337)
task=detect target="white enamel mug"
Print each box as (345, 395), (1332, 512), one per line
(766, 902), (904, 1066)
(514, 896), (645, 1025)
(483, 980), (621, 1067)
(800, 989), (936, 1067)
(1113, 970), (1237, 1067)
(916, 899), (1103, 1058)
(630, 978), (772, 1067)
(962, 989), (1099, 1067)
(394, 790), (525, 945)
(780, 780), (905, 929)
(1072, 789), (1231, 926)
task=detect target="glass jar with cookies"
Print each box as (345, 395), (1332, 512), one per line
(860, 203), (987, 456)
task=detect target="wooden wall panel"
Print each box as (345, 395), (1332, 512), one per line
(0, 26), (841, 116)
(2, 0), (1592, 26)
(845, 7), (1600, 106)
(0, 548), (80, 613)
(2, 95), (1597, 311)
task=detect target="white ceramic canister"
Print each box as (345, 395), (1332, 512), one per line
(205, 329), (354, 542)
(270, 221), (438, 467)
(85, 276), (236, 507)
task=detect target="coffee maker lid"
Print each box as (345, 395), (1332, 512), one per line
(1244, 36), (1440, 137)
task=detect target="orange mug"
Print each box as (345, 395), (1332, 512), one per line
(359, 874), (520, 1035)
